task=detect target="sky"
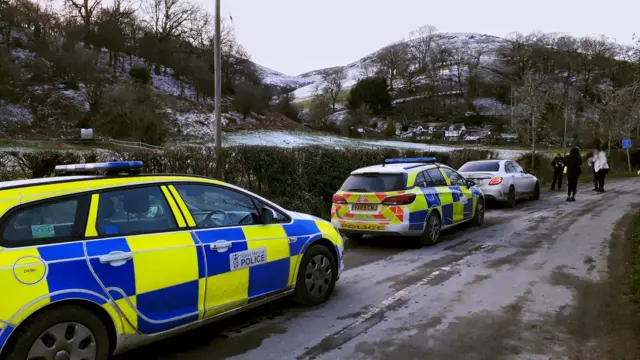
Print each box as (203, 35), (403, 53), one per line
(195, 0), (639, 76)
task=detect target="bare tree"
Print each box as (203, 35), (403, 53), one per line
(374, 41), (408, 92)
(322, 68), (347, 111)
(66, 0), (102, 45)
(592, 80), (640, 153)
(408, 24), (438, 71)
(512, 69), (554, 166)
(143, 0), (198, 43)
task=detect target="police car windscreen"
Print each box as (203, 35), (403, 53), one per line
(340, 174), (405, 192)
(459, 161), (500, 172)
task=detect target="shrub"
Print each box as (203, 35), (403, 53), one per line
(129, 66), (152, 85)
(1, 147), (498, 219)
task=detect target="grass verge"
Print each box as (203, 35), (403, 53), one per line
(629, 211), (640, 304)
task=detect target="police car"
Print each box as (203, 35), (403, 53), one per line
(0, 162), (344, 360)
(331, 157), (485, 245)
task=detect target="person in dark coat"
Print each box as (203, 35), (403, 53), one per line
(563, 147), (582, 202)
(550, 153), (564, 191)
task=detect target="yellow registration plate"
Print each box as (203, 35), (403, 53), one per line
(353, 203), (377, 211)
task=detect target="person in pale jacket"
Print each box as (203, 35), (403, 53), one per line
(593, 144), (609, 192)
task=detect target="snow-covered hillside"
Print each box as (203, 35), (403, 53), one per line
(291, 33), (508, 103)
(254, 63), (314, 89)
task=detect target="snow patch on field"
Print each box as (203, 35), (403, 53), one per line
(219, 131), (525, 159)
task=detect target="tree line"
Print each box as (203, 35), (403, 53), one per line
(0, 0), (295, 143)
(306, 25), (640, 152)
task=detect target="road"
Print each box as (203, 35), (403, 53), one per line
(118, 178), (640, 360)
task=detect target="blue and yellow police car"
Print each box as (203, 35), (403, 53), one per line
(331, 157), (485, 245)
(0, 161), (344, 360)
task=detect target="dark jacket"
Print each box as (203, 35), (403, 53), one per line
(564, 149), (582, 177)
(551, 156), (564, 170)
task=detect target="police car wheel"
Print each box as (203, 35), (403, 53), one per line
(6, 305), (110, 360)
(419, 212), (441, 246)
(294, 244), (338, 306)
(472, 199), (484, 227)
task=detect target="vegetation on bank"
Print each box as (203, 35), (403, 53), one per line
(2, 147), (638, 219)
(629, 213), (640, 304)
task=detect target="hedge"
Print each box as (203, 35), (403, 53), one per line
(0, 147), (498, 218)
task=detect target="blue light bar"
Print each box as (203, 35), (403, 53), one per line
(54, 161), (143, 174)
(384, 157), (437, 164)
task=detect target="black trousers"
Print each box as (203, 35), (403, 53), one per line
(592, 170), (598, 189)
(551, 169), (563, 189)
(597, 169), (609, 189)
(567, 174), (579, 196)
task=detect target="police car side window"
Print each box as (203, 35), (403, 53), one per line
(442, 168), (466, 186)
(1, 195), (89, 247)
(415, 172), (429, 188)
(174, 184), (260, 229)
(424, 169), (448, 187)
(96, 186), (177, 237)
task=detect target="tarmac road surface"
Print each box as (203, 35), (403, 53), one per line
(117, 178), (640, 360)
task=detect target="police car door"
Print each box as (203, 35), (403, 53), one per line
(171, 184), (290, 319)
(440, 167), (474, 223)
(85, 184), (200, 335)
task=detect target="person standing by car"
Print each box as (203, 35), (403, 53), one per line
(593, 144), (609, 192)
(550, 153), (564, 191)
(563, 147), (582, 202)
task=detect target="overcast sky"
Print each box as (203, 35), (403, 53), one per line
(195, 0), (638, 76)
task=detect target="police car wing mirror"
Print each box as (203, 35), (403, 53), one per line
(260, 208), (274, 224)
(466, 179), (476, 187)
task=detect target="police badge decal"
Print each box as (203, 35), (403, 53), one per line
(232, 253), (240, 270)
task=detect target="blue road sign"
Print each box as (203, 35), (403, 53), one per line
(622, 139), (632, 149)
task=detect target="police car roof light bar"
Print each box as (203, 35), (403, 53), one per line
(384, 157), (437, 164)
(54, 161), (144, 175)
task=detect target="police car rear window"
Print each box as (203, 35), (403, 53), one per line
(459, 162), (500, 172)
(340, 174), (406, 192)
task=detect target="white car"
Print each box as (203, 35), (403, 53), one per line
(458, 159), (540, 208)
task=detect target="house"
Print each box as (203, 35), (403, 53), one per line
(444, 124), (466, 141)
(499, 133), (519, 143)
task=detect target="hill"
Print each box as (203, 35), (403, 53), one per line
(291, 33), (508, 103)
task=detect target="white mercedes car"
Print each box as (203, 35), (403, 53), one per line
(458, 159), (540, 208)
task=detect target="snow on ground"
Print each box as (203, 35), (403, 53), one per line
(219, 130), (525, 159)
(255, 64), (314, 88)
(0, 101), (33, 125)
(473, 97), (510, 116)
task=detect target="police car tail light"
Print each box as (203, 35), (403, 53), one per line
(332, 194), (348, 204)
(488, 176), (503, 185)
(381, 194), (416, 205)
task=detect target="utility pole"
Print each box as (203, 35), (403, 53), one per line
(214, 0), (222, 176)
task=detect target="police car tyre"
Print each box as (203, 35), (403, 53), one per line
(531, 182), (540, 200)
(294, 244), (338, 306)
(419, 211), (441, 246)
(505, 186), (516, 208)
(5, 305), (110, 360)
(472, 199), (485, 227)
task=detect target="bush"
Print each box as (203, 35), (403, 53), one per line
(129, 66), (152, 85)
(1, 147), (498, 219)
(347, 77), (392, 116)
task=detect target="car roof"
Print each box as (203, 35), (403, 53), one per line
(0, 175), (99, 190)
(351, 163), (439, 175)
(0, 173), (291, 215)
